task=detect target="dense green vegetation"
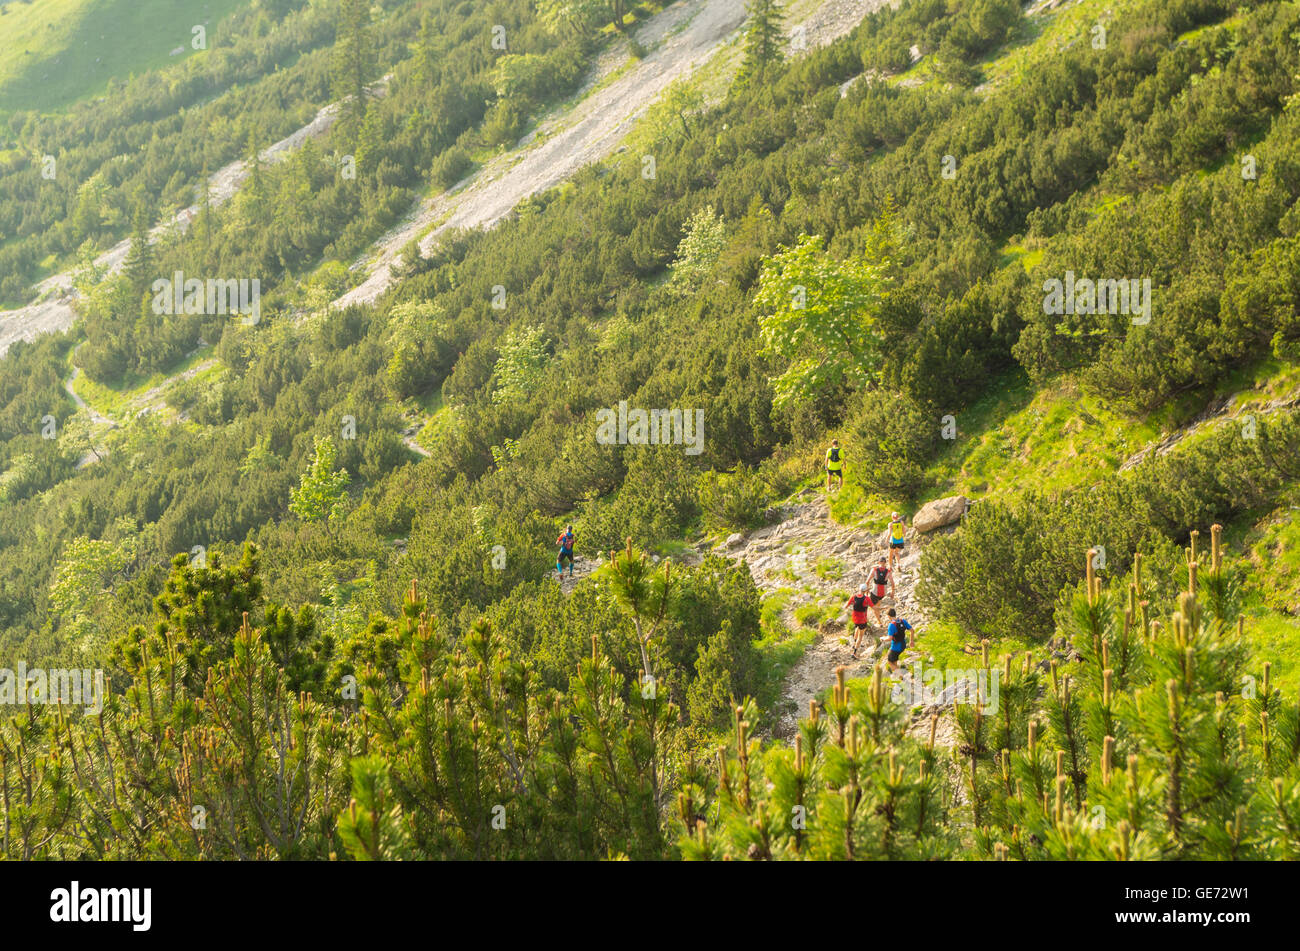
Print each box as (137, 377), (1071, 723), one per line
(2, 0), (1300, 859)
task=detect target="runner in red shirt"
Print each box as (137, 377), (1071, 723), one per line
(868, 556), (895, 610)
(844, 584), (876, 659)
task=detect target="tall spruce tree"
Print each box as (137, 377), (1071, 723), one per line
(122, 193), (154, 302)
(739, 0), (785, 85)
(332, 0), (375, 146)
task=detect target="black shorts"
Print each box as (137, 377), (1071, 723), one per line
(558, 550), (574, 565)
(887, 648), (903, 663)
(868, 591), (884, 606)
(890, 539), (905, 549)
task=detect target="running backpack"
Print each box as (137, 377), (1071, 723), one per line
(873, 567), (889, 589)
(829, 447), (840, 463)
(852, 594), (868, 612)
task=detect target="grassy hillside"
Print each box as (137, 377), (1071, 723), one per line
(0, 0), (251, 116)
(2, 0), (1300, 861)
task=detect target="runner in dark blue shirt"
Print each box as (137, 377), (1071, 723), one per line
(879, 609), (914, 674)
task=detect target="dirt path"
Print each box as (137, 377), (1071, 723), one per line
(706, 490), (939, 739)
(548, 485), (961, 743)
(63, 356), (114, 468)
(132, 358), (218, 416)
(63, 365), (113, 428)
(556, 554), (602, 593)
(399, 419), (432, 459)
(332, 0), (886, 311)
(546, 481), (968, 745)
(1120, 389), (1300, 472)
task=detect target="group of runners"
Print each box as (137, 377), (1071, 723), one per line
(842, 550), (914, 673)
(552, 442), (918, 674)
(829, 444), (917, 673)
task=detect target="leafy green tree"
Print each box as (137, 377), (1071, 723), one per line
(753, 233), (890, 411)
(491, 324), (550, 404)
(647, 78), (705, 143)
(49, 533), (133, 653)
(290, 436), (351, 529)
(667, 205), (725, 298)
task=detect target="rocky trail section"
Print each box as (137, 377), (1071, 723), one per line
(1120, 388), (1300, 472)
(557, 555), (603, 594)
(710, 491), (941, 740)
(548, 487), (975, 746)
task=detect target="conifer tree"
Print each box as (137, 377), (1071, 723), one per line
(332, 0), (375, 146)
(738, 0), (785, 86)
(122, 194), (154, 300)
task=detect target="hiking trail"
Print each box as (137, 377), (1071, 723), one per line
(707, 491), (959, 744)
(550, 487), (968, 746)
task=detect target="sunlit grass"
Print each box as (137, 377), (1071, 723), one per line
(68, 345), (213, 421)
(0, 0), (248, 116)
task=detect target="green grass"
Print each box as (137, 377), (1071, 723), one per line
(1210, 356), (1300, 407)
(1000, 241), (1044, 274)
(814, 555), (843, 581)
(0, 0), (87, 99)
(0, 0), (250, 116)
(408, 391), (457, 454)
(910, 618), (1037, 673)
(1175, 12), (1245, 44)
(754, 591), (817, 717)
(761, 588), (795, 627)
(981, 0), (1133, 89)
(654, 537), (695, 560)
(794, 603), (831, 629)
(924, 374), (1163, 501)
(1229, 497), (1300, 694)
(1242, 505), (1300, 615)
(69, 346), (213, 420)
(1240, 610), (1300, 695)
(825, 371), (1105, 527)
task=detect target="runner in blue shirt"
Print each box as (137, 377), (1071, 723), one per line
(556, 525), (576, 577)
(879, 609), (915, 674)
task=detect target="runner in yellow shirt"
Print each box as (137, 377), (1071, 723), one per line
(887, 511), (906, 570)
(825, 440), (844, 492)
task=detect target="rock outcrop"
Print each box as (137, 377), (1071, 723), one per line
(913, 495), (969, 533)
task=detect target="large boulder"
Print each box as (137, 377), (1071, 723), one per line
(913, 495), (969, 533)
